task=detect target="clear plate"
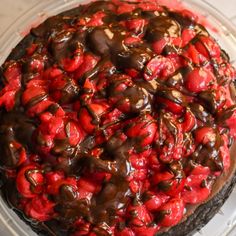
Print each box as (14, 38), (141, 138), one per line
(0, 0), (236, 235)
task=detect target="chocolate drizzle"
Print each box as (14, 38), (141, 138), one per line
(145, 16), (181, 42)
(0, 111), (36, 168)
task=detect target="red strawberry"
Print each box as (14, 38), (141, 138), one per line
(124, 36), (142, 47)
(87, 11), (106, 27)
(127, 202), (152, 227)
(4, 62), (21, 83)
(125, 114), (157, 146)
(126, 19), (146, 35)
(60, 48), (84, 72)
(148, 151), (162, 171)
(157, 198), (185, 227)
(129, 154), (148, 170)
(194, 127), (216, 145)
(144, 56), (175, 81)
(183, 44), (201, 64)
(138, 1), (162, 11)
(182, 109), (196, 132)
(132, 225), (160, 236)
(195, 36), (221, 59)
(27, 100), (54, 117)
(117, 3), (136, 14)
(47, 177), (77, 196)
(157, 97), (184, 114)
(185, 68), (214, 93)
(152, 171), (185, 197)
(0, 91), (17, 111)
(8, 141), (27, 167)
(182, 174), (211, 204)
(25, 55), (45, 73)
(79, 103), (109, 134)
(16, 165), (44, 198)
(181, 29), (196, 47)
(45, 171), (65, 185)
(144, 192), (169, 212)
(22, 86), (47, 106)
(115, 227), (135, 236)
(43, 67), (63, 80)
(191, 165), (211, 176)
(24, 195), (54, 221)
(75, 53), (100, 80)
(77, 178), (100, 194)
(152, 39), (167, 55)
(64, 120), (84, 146)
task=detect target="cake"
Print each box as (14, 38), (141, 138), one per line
(0, 0), (236, 235)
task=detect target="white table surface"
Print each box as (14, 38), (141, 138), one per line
(0, 1), (236, 236)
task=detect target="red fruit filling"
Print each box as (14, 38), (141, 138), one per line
(0, 0), (236, 235)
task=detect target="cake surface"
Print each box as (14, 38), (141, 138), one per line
(1, 0), (236, 235)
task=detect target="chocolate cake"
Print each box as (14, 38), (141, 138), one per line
(0, 0), (236, 235)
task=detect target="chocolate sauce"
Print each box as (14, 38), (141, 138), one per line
(0, 111), (36, 168)
(108, 75), (152, 113)
(156, 88), (186, 105)
(145, 16), (181, 42)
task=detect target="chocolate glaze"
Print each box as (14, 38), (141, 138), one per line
(108, 75), (152, 114)
(0, 0), (236, 236)
(145, 16), (181, 42)
(0, 111), (36, 168)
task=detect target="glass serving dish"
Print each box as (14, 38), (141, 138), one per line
(0, 0), (236, 235)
